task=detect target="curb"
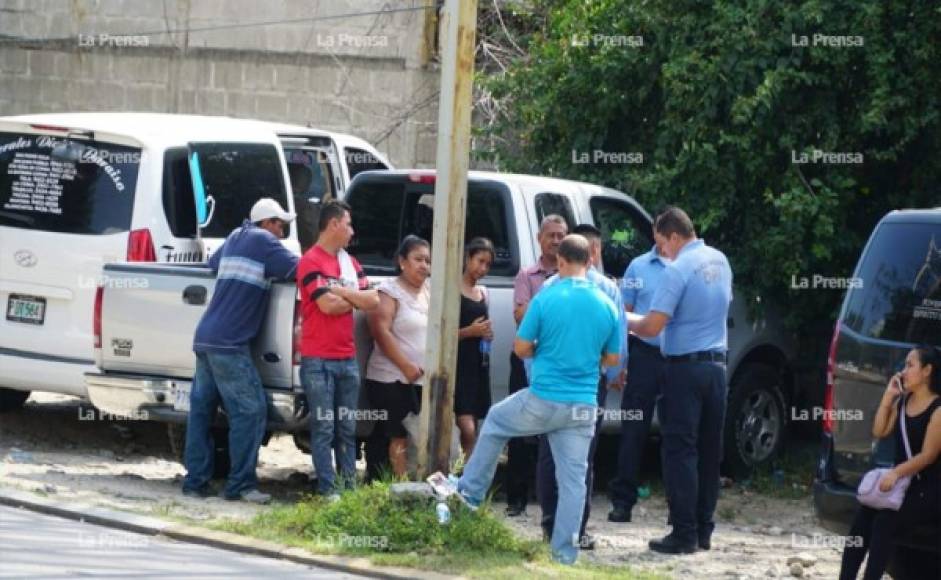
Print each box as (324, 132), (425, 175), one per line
(0, 487), (452, 580)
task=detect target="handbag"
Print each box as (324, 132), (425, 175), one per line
(856, 396), (913, 511)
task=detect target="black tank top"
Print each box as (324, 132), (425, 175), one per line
(896, 395), (941, 485)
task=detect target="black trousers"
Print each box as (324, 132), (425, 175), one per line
(608, 339), (665, 511)
(537, 378), (607, 537)
(659, 359), (727, 544)
(504, 352), (537, 508)
(839, 482), (941, 580)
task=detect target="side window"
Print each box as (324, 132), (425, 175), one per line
(589, 196), (653, 278)
(194, 143), (291, 240)
(534, 192), (576, 230)
(400, 183), (518, 277)
(162, 148), (197, 238)
(345, 147), (388, 179)
(347, 180), (519, 278)
(346, 182), (407, 274)
(285, 148), (337, 252)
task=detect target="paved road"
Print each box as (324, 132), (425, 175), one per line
(0, 505), (363, 579)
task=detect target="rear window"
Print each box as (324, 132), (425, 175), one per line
(842, 221), (941, 344)
(0, 131), (140, 234)
(193, 143), (290, 239)
(346, 179), (519, 277)
(345, 147), (388, 180)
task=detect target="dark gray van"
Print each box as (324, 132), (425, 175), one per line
(813, 208), (941, 578)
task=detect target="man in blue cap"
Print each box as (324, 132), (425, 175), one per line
(627, 206), (732, 554)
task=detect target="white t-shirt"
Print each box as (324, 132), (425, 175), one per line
(365, 277), (430, 384)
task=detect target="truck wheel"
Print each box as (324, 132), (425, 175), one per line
(0, 388), (29, 412)
(167, 423), (231, 480)
(723, 363), (787, 479)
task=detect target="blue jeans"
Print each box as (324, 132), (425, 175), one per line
(458, 388), (596, 565)
(301, 357), (360, 494)
(537, 379), (607, 538)
(183, 351), (267, 498)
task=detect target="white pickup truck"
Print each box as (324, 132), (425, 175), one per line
(85, 170), (798, 476)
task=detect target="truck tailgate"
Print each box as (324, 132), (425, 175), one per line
(98, 263), (296, 389)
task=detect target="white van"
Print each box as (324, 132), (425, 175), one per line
(0, 113), (390, 409)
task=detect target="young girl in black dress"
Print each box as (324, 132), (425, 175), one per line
(455, 237), (495, 459)
(839, 345), (941, 579)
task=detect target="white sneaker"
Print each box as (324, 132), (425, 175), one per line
(237, 489), (271, 504)
(327, 493), (341, 503)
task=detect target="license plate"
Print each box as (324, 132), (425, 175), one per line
(171, 382), (191, 412)
(6, 294), (46, 325)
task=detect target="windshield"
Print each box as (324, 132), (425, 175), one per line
(0, 132), (140, 234)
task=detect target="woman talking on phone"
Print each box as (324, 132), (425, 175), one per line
(839, 345), (941, 580)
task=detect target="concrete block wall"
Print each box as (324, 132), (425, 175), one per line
(0, 0), (442, 167)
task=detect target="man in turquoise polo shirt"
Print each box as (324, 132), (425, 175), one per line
(458, 234), (621, 565)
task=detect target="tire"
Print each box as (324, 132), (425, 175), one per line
(0, 388), (30, 412)
(167, 423), (230, 480)
(723, 363), (787, 479)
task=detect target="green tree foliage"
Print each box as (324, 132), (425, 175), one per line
(478, 0), (940, 334)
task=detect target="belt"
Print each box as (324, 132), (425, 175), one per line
(628, 336), (664, 359)
(665, 350), (727, 364)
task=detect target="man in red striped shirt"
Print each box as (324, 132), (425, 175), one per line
(297, 200), (379, 497)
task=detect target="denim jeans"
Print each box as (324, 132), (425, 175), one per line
(183, 350), (267, 498)
(458, 388), (596, 565)
(537, 379), (607, 538)
(301, 357), (361, 494)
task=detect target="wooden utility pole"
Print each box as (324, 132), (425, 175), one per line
(416, 0), (479, 478)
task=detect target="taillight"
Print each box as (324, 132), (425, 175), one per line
(293, 299), (302, 366)
(126, 229), (157, 262)
(93, 285), (103, 349)
(407, 173), (436, 184)
(823, 321), (841, 433)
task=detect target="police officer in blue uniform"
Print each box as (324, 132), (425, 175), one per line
(608, 241), (670, 523)
(627, 207), (732, 554)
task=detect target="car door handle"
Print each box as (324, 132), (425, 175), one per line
(263, 352), (281, 363)
(182, 285), (207, 305)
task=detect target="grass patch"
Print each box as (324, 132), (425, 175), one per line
(736, 445), (817, 500)
(212, 480), (661, 578)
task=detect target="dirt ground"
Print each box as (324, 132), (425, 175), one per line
(1, 394), (845, 579)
